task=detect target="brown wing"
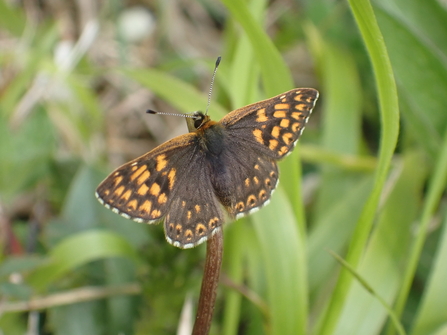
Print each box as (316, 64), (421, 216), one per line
(96, 133), (199, 223)
(219, 88), (319, 160)
(95, 132), (225, 249)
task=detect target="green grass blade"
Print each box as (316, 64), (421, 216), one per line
(318, 0), (400, 333)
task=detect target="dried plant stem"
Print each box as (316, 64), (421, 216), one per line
(192, 229), (224, 335)
(0, 283), (141, 313)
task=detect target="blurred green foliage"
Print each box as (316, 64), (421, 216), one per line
(1, 0), (447, 335)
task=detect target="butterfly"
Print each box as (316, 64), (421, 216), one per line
(96, 88), (319, 249)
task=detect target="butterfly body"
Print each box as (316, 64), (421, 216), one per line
(96, 88), (319, 248)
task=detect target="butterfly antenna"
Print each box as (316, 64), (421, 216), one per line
(146, 109), (199, 119)
(205, 56), (221, 116)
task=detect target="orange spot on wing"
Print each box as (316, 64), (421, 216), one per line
(273, 111), (287, 118)
(137, 184), (149, 196)
(151, 209), (161, 218)
(253, 129), (264, 144)
(282, 132), (294, 145)
(291, 122), (301, 132)
(195, 205), (201, 213)
(158, 193), (167, 204)
(168, 168), (176, 190)
(271, 126), (281, 138)
(149, 183), (161, 196)
(275, 103), (289, 110)
(156, 154), (168, 171)
(196, 223), (206, 235)
(137, 170), (150, 185)
(269, 139), (278, 150)
(121, 189), (132, 201)
(130, 166), (146, 181)
(256, 108), (268, 122)
(127, 199), (138, 210)
(114, 185), (125, 197)
(140, 200), (152, 214)
(113, 175), (123, 186)
(280, 119), (290, 128)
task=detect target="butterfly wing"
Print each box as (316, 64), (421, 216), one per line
(219, 88), (319, 160)
(211, 88), (318, 218)
(96, 133), (198, 223)
(96, 133), (224, 249)
(208, 143), (279, 218)
(163, 152), (224, 248)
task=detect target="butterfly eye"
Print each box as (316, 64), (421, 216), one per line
(193, 112), (206, 129)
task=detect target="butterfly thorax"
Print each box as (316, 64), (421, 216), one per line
(196, 120), (225, 156)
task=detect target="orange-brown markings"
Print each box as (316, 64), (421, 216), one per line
(137, 183), (149, 196)
(156, 154), (168, 171)
(151, 209), (161, 218)
(273, 111), (287, 118)
(196, 223), (206, 236)
(168, 223), (174, 232)
(275, 103), (290, 110)
(130, 166), (146, 181)
(149, 182), (161, 196)
(278, 146), (288, 156)
(269, 139), (279, 150)
(294, 94), (304, 101)
(103, 189), (110, 196)
(187, 211), (192, 220)
(291, 112), (304, 120)
(182, 200), (186, 207)
(245, 178), (250, 187)
(114, 185), (125, 197)
(254, 164), (260, 170)
(158, 193), (167, 204)
(295, 103), (308, 111)
(236, 202), (245, 211)
(113, 175), (124, 186)
(247, 195), (257, 207)
(270, 171), (277, 178)
(253, 176), (260, 185)
(175, 224), (182, 236)
(121, 189), (132, 201)
(140, 200), (152, 214)
(265, 178), (272, 188)
(282, 132), (294, 145)
(280, 119), (290, 128)
(195, 204), (201, 213)
(185, 230), (193, 240)
(259, 189), (267, 200)
(271, 126), (281, 139)
(127, 199), (138, 211)
(209, 217), (219, 228)
(168, 168), (176, 190)
(262, 125), (266, 129)
(253, 129), (264, 144)
(136, 170), (150, 185)
(291, 122), (301, 132)
(256, 108), (268, 122)
(131, 165), (138, 171)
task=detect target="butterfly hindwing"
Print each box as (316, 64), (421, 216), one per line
(164, 153), (224, 248)
(208, 140), (279, 218)
(220, 88), (319, 160)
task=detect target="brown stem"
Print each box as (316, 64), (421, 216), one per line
(192, 228), (224, 335)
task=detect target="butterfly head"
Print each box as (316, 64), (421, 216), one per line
(186, 111), (210, 132)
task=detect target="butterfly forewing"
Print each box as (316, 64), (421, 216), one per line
(220, 88), (318, 159)
(96, 133), (197, 223)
